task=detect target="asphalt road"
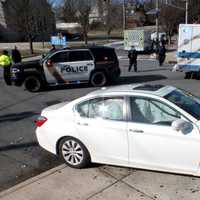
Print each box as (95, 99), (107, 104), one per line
(1, 53), (200, 192)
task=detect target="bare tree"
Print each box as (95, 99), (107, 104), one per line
(62, 0), (77, 22)
(76, 0), (92, 44)
(62, 0), (92, 45)
(107, 3), (123, 37)
(159, 4), (182, 44)
(6, 0), (54, 54)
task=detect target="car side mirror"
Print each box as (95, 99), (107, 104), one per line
(171, 119), (192, 134)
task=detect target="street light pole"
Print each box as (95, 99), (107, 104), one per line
(185, 0), (188, 24)
(156, 0), (159, 53)
(123, 0), (126, 30)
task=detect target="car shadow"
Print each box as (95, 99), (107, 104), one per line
(0, 111), (38, 123)
(41, 74), (167, 92)
(114, 74), (167, 85)
(0, 142), (38, 152)
(138, 67), (171, 73)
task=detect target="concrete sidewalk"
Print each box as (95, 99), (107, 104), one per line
(1, 164), (200, 200)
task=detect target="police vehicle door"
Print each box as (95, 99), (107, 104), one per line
(66, 50), (94, 82)
(43, 50), (69, 84)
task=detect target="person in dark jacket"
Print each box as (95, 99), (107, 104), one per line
(128, 45), (138, 72)
(158, 43), (166, 66)
(11, 46), (22, 63)
(49, 44), (57, 53)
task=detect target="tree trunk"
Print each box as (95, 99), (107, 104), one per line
(29, 38), (34, 54)
(106, 0), (111, 39)
(83, 28), (88, 45)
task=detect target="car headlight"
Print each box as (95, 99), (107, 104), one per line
(11, 68), (20, 73)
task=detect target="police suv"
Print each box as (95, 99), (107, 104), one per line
(10, 46), (120, 92)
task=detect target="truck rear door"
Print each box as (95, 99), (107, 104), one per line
(177, 25), (193, 71)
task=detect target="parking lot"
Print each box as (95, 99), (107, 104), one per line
(1, 54), (200, 199)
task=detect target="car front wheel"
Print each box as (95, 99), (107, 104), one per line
(90, 71), (107, 87)
(59, 137), (90, 169)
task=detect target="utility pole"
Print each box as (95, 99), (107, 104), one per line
(123, 0), (126, 30)
(185, 0), (188, 24)
(156, 0), (159, 54)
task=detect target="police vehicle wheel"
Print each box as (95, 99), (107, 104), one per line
(90, 71), (107, 87)
(24, 76), (42, 92)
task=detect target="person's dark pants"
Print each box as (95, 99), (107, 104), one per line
(129, 60), (137, 72)
(159, 54), (166, 66)
(3, 65), (11, 85)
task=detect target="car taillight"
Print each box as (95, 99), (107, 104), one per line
(34, 116), (48, 127)
(104, 56), (108, 61)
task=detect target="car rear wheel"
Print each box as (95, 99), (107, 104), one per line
(90, 71), (107, 87)
(24, 76), (42, 92)
(59, 137), (90, 169)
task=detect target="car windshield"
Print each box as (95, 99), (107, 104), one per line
(164, 89), (200, 120)
(40, 51), (53, 62)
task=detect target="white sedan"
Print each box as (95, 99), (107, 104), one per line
(35, 84), (200, 176)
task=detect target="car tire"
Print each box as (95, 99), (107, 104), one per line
(184, 72), (192, 79)
(59, 137), (91, 169)
(90, 71), (107, 87)
(24, 75), (42, 92)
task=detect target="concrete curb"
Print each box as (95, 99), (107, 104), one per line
(0, 164), (66, 198)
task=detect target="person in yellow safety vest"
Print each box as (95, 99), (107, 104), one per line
(0, 50), (12, 85)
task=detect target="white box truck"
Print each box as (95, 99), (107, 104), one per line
(124, 29), (153, 52)
(174, 24), (200, 78)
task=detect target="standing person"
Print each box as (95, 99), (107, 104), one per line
(0, 50), (12, 85)
(158, 43), (166, 66)
(128, 45), (138, 72)
(11, 46), (22, 63)
(49, 44), (56, 53)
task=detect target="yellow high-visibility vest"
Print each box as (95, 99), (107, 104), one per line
(0, 55), (12, 67)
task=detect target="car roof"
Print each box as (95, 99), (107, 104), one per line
(87, 84), (176, 98)
(61, 45), (114, 51)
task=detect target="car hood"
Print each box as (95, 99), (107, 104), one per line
(13, 59), (41, 68)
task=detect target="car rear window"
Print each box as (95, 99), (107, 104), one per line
(90, 48), (117, 62)
(69, 50), (93, 62)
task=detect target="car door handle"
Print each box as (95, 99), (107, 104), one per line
(77, 122), (89, 126)
(129, 129), (144, 133)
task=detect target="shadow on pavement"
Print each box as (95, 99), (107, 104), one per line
(41, 74), (167, 92)
(0, 111), (38, 123)
(117, 74), (167, 85)
(0, 142), (38, 152)
(138, 67), (171, 73)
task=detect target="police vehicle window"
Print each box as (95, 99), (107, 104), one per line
(69, 51), (92, 62)
(50, 52), (68, 63)
(91, 49), (116, 62)
(76, 101), (89, 118)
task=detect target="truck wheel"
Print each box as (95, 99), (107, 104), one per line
(90, 71), (107, 87)
(24, 76), (42, 92)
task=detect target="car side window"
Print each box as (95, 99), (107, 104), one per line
(69, 50), (93, 62)
(76, 101), (89, 118)
(89, 97), (124, 121)
(50, 51), (68, 63)
(130, 97), (181, 126)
